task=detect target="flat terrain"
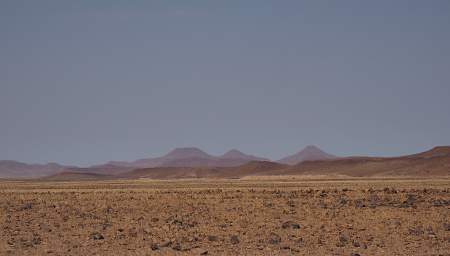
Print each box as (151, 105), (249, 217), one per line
(0, 178), (449, 255)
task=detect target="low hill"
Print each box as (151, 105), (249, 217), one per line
(274, 147), (450, 177)
(0, 161), (70, 178)
(66, 165), (134, 176)
(123, 167), (220, 179)
(403, 146), (450, 159)
(215, 161), (288, 178)
(42, 172), (114, 181)
(122, 161), (289, 179)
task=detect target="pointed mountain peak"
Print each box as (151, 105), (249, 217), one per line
(164, 147), (212, 159)
(278, 145), (336, 165)
(221, 149), (269, 161)
(222, 149), (247, 158)
(299, 145), (326, 153)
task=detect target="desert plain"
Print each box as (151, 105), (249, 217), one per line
(1, 177), (449, 256)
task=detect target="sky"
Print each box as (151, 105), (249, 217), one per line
(1, 0), (450, 166)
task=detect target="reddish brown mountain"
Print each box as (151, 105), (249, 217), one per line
(122, 161), (287, 180)
(274, 146), (450, 177)
(277, 145), (336, 165)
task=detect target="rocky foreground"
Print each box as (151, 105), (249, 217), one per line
(0, 179), (449, 255)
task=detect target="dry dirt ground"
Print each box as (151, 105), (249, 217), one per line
(0, 178), (449, 255)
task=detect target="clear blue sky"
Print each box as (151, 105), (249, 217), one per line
(1, 1), (450, 166)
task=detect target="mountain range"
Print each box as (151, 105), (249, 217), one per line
(105, 147), (269, 168)
(1, 146), (450, 179)
(0, 146), (331, 178)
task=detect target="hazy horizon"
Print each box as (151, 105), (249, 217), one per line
(2, 1), (450, 166)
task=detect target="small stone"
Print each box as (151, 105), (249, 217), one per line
(172, 243), (182, 251)
(443, 223), (450, 231)
(432, 199), (450, 207)
(191, 248), (208, 255)
(337, 234), (348, 247)
(90, 232), (104, 240)
(355, 200), (365, 208)
(282, 221), (300, 229)
(352, 240), (360, 247)
(150, 244), (159, 250)
(20, 203), (32, 211)
(268, 233), (281, 244)
(207, 235), (218, 242)
(31, 235), (41, 245)
(160, 240), (172, 247)
(408, 227), (424, 236)
(230, 235), (240, 245)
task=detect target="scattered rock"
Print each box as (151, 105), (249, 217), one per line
(172, 243), (182, 251)
(20, 203), (32, 211)
(355, 199), (365, 208)
(443, 223), (450, 231)
(431, 199), (450, 207)
(230, 235), (240, 245)
(282, 221), (300, 229)
(297, 237), (305, 247)
(207, 235), (218, 242)
(90, 232), (104, 240)
(368, 194), (381, 208)
(280, 244), (290, 250)
(268, 233), (281, 244)
(191, 248), (208, 255)
(400, 194), (417, 207)
(337, 234), (348, 247)
(150, 243), (159, 250)
(352, 240), (360, 247)
(338, 197), (348, 206)
(160, 240), (172, 247)
(31, 234), (41, 245)
(264, 202), (274, 208)
(287, 200), (296, 207)
(408, 227), (424, 236)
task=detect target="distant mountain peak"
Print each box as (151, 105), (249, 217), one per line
(221, 149), (270, 162)
(300, 145), (328, 154)
(278, 145), (336, 165)
(164, 147), (212, 159)
(303, 145), (320, 150)
(222, 149), (247, 158)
